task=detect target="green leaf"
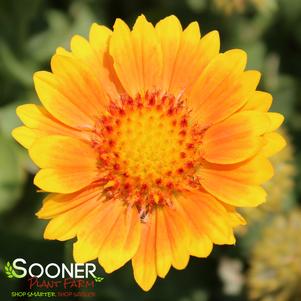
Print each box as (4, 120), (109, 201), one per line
(270, 75), (297, 119)
(27, 2), (96, 63)
(0, 102), (23, 137)
(0, 40), (35, 87)
(0, 133), (26, 213)
(245, 42), (266, 70)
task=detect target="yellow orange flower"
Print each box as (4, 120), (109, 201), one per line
(213, 0), (277, 15)
(247, 211), (301, 301)
(12, 15), (285, 291)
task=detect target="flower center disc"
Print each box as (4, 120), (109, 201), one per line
(94, 92), (202, 211)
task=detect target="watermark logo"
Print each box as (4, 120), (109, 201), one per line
(2, 258), (104, 298)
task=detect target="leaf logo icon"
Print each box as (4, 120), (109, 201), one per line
(93, 276), (104, 283)
(4, 262), (22, 279)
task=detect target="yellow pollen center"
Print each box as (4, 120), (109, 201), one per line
(115, 109), (184, 181)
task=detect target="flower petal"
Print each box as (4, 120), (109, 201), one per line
(155, 15), (182, 93)
(50, 54), (108, 115)
(73, 200), (141, 274)
(261, 132), (286, 157)
(155, 208), (172, 278)
(202, 111), (270, 164)
(223, 204), (247, 227)
(97, 204), (141, 273)
(200, 155), (274, 185)
(177, 191), (236, 245)
(156, 16), (220, 94)
(29, 135), (98, 193)
(132, 205), (190, 291)
(36, 184), (103, 219)
(189, 234), (213, 259)
(12, 126), (43, 149)
(72, 32), (122, 101)
(110, 15), (162, 97)
(241, 91), (272, 112)
(132, 212), (157, 291)
(171, 28), (220, 95)
(33, 71), (95, 129)
(174, 195), (213, 258)
(73, 200), (116, 263)
(14, 104), (87, 146)
(189, 50), (261, 126)
(159, 205), (190, 271)
(55, 46), (72, 57)
(266, 112), (284, 132)
(16, 104), (76, 133)
(34, 50), (110, 130)
(198, 157), (270, 207)
(42, 188), (101, 241)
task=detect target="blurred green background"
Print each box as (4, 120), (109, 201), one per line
(0, 0), (300, 300)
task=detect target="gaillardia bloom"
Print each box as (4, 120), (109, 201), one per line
(12, 15), (286, 291)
